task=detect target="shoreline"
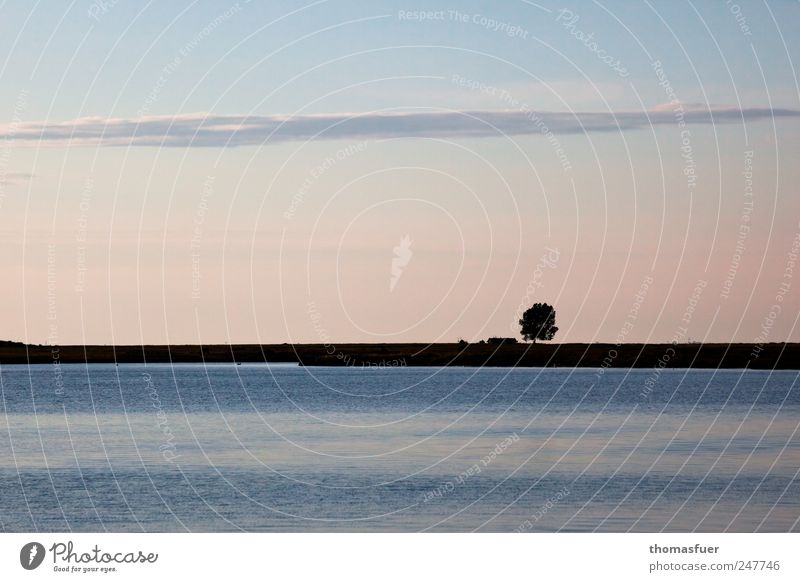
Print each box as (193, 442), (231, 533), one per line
(1, 341), (797, 369)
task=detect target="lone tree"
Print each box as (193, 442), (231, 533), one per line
(519, 303), (558, 343)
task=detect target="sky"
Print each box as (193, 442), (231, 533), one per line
(0, 0), (799, 345)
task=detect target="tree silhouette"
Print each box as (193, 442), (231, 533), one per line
(519, 303), (558, 343)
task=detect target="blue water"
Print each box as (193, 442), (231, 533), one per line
(0, 364), (798, 532)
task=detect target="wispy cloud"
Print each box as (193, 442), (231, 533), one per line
(0, 171), (34, 184)
(0, 106), (795, 148)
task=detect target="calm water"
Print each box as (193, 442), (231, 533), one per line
(0, 364), (798, 532)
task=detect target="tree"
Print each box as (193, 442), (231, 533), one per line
(519, 303), (558, 343)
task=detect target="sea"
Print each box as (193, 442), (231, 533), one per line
(0, 363), (798, 532)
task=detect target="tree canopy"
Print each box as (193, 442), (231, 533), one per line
(519, 303), (558, 343)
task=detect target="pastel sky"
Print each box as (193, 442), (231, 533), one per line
(1, 0), (798, 345)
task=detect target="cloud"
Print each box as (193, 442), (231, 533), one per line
(0, 106), (796, 148)
(0, 171), (34, 185)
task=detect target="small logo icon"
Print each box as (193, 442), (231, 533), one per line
(390, 235), (413, 292)
(20, 542), (46, 570)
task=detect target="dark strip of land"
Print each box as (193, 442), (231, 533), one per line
(1, 340), (797, 369)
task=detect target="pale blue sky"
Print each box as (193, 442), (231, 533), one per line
(1, 1), (798, 118)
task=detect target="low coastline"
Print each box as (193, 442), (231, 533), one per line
(1, 340), (797, 369)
